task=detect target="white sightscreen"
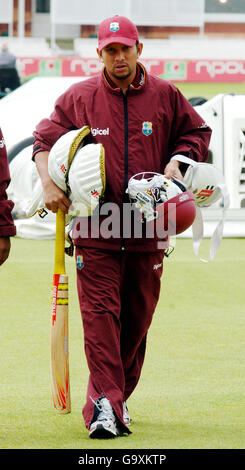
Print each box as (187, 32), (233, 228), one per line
(51, 0), (205, 26)
(51, 0), (130, 24)
(132, 0), (205, 26)
(0, 0), (13, 23)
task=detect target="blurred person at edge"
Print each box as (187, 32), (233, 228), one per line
(0, 128), (16, 264)
(32, 15), (212, 439)
(0, 42), (17, 69)
(0, 42), (21, 94)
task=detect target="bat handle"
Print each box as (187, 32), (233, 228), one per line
(54, 208), (66, 275)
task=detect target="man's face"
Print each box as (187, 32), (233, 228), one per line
(97, 42), (143, 84)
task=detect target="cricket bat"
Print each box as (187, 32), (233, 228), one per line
(50, 208), (71, 413)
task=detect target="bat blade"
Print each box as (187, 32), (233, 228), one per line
(50, 209), (71, 414)
(50, 273), (71, 413)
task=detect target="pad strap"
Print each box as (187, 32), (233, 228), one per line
(171, 154), (198, 167)
(171, 155), (230, 261)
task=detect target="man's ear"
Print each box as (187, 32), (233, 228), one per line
(137, 43), (143, 58)
(96, 48), (103, 62)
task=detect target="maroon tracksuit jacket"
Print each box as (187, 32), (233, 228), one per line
(0, 128), (16, 238)
(33, 64), (211, 433)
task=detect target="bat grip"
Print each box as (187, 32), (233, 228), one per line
(54, 208), (66, 275)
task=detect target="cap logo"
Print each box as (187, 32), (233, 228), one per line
(110, 22), (119, 32)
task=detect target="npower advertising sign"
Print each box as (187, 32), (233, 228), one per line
(17, 57), (245, 82)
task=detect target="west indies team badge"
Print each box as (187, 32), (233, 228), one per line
(110, 22), (119, 32)
(76, 255), (84, 270)
(142, 122), (153, 136)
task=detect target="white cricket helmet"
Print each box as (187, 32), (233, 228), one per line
(127, 172), (184, 213)
(127, 171), (196, 235)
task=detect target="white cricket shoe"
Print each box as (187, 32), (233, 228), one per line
(89, 394), (119, 439)
(123, 401), (131, 426)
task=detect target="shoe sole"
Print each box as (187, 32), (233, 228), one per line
(89, 423), (118, 439)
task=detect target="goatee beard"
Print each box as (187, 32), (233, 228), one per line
(113, 71), (131, 81)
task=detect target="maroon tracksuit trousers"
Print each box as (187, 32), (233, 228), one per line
(76, 246), (164, 434)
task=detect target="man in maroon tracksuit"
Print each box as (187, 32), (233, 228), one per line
(32, 15), (211, 438)
(0, 128), (16, 265)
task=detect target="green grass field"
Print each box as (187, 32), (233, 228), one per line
(174, 81), (245, 100)
(0, 236), (244, 450)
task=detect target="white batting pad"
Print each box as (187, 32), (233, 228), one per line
(171, 154), (230, 261)
(68, 143), (105, 216)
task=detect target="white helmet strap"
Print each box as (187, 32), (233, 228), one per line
(171, 155), (230, 261)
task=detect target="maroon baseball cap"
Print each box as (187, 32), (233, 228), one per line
(98, 15), (139, 51)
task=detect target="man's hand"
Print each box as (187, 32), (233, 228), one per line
(43, 177), (71, 214)
(164, 160), (183, 181)
(35, 150), (71, 214)
(0, 237), (11, 265)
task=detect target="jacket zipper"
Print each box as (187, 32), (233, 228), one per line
(122, 90), (129, 195)
(121, 89), (129, 250)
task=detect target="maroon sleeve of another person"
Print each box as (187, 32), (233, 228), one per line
(0, 128), (16, 237)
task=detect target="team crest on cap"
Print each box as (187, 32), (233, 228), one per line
(142, 122), (153, 136)
(110, 22), (119, 32)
